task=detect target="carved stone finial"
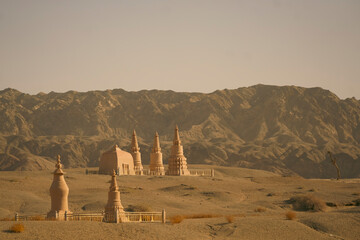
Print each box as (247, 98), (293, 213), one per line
(56, 155), (62, 169)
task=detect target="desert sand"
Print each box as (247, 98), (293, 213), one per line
(0, 165), (359, 240)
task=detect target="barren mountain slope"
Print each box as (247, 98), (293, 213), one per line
(0, 85), (359, 178)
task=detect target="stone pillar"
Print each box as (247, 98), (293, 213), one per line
(149, 132), (165, 175)
(211, 169), (215, 177)
(162, 209), (166, 224)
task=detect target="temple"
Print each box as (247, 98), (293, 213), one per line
(47, 155), (71, 220)
(104, 170), (126, 223)
(131, 130), (143, 175)
(167, 125), (190, 175)
(149, 132), (165, 175)
(99, 145), (135, 175)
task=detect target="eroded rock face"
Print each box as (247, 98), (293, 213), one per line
(1, 85), (360, 178)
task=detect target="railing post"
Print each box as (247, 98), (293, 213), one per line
(15, 213), (18, 221)
(65, 211), (68, 221)
(55, 211), (59, 220)
(115, 208), (119, 223)
(162, 209), (166, 224)
(139, 213), (142, 222)
(211, 169), (215, 177)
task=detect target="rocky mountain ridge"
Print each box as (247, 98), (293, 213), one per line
(0, 85), (359, 178)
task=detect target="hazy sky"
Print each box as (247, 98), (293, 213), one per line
(0, 0), (359, 98)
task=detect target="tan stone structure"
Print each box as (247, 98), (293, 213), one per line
(167, 125), (190, 176)
(47, 155), (71, 220)
(99, 145), (135, 175)
(149, 132), (165, 175)
(131, 130), (143, 175)
(104, 170), (126, 223)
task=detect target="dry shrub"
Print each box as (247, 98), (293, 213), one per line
(125, 204), (153, 212)
(9, 223), (24, 233)
(30, 215), (45, 221)
(170, 213), (220, 224)
(289, 195), (326, 212)
(254, 207), (267, 212)
(187, 214), (219, 219)
(170, 215), (185, 224)
(285, 211), (296, 220)
(353, 199), (360, 206)
(225, 215), (234, 223)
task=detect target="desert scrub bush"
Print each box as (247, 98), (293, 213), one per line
(254, 207), (267, 212)
(125, 204), (153, 212)
(9, 223), (24, 233)
(170, 214), (220, 224)
(289, 195), (326, 212)
(285, 211), (297, 220)
(225, 215), (234, 223)
(170, 215), (185, 224)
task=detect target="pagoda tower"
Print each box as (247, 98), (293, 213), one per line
(149, 132), (165, 175)
(167, 125), (190, 176)
(131, 130), (143, 175)
(104, 170), (126, 223)
(47, 155), (71, 220)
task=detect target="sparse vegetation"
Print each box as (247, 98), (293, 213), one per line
(170, 214), (220, 224)
(9, 223), (25, 233)
(170, 215), (185, 224)
(254, 207), (267, 212)
(225, 215), (234, 223)
(289, 195), (327, 212)
(285, 211), (297, 220)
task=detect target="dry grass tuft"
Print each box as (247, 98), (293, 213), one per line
(170, 215), (185, 224)
(170, 213), (220, 224)
(289, 195), (327, 212)
(225, 215), (234, 223)
(9, 223), (25, 233)
(254, 207), (267, 212)
(285, 211), (297, 220)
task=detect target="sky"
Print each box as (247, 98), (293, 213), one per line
(0, 0), (359, 99)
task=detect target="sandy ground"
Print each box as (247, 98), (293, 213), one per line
(0, 165), (359, 240)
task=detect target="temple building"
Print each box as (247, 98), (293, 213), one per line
(99, 145), (135, 175)
(149, 132), (165, 175)
(47, 155), (71, 220)
(167, 125), (190, 176)
(130, 130), (143, 175)
(104, 170), (126, 223)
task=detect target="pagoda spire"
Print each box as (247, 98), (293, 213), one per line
(131, 130), (140, 152)
(47, 155), (71, 220)
(152, 131), (161, 153)
(149, 132), (165, 175)
(167, 125), (190, 176)
(173, 125), (181, 145)
(130, 130), (143, 175)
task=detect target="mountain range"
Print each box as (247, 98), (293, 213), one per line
(1, 84), (359, 178)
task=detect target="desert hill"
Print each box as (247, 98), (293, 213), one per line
(0, 85), (359, 178)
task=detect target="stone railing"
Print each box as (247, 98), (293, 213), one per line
(14, 210), (166, 224)
(15, 213), (47, 221)
(189, 169), (215, 177)
(104, 209), (166, 223)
